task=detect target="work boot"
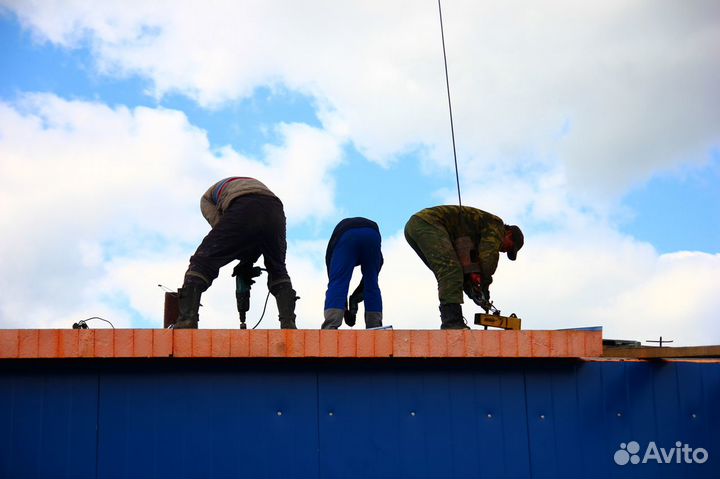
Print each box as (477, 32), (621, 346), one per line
(365, 312), (383, 329)
(321, 308), (344, 329)
(274, 283), (298, 329)
(175, 283), (203, 329)
(439, 303), (470, 330)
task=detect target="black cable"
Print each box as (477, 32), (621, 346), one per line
(251, 290), (272, 330)
(438, 0), (463, 208)
(74, 316), (115, 329)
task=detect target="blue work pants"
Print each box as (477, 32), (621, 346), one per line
(324, 228), (383, 312)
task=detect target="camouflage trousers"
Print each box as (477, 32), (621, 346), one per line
(404, 215), (464, 304)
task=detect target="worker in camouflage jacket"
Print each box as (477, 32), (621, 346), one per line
(175, 177), (298, 329)
(404, 205), (523, 329)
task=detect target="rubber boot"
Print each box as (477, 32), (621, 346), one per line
(321, 308), (344, 329)
(274, 283), (298, 329)
(175, 283), (203, 329)
(365, 312), (383, 329)
(439, 303), (470, 330)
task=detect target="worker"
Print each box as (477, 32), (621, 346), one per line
(175, 177), (298, 329)
(404, 205), (523, 329)
(322, 217), (384, 329)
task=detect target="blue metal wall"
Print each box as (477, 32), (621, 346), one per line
(1, 359), (718, 478)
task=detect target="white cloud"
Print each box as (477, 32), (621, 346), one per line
(3, 0), (718, 196)
(0, 2), (717, 348)
(94, 239), (331, 330)
(0, 94), (344, 328)
(1, 91), (716, 346)
(208, 123), (344, 226)
(375, 228), (720, 346)
(113, 222), (716, 347)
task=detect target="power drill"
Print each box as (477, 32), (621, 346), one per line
(233, 263), (264, 329)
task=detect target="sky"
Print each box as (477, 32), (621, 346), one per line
(0, 0), (718, 346)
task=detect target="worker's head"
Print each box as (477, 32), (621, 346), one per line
(501, 225), (524, 260)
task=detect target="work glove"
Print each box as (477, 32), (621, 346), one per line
(343, 296), (358, 328)
(344, 280), (364, 327)
(464, 273), (492, 312)
(344, 307), (357, 327)
(232, 263), (263, 284)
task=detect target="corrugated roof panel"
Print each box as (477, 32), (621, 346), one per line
(3, 357), (717, 478)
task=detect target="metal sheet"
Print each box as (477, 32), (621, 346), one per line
(95, 364), (319, 479)
(0, 359), (718, 478)
(0, 367), (98, 479)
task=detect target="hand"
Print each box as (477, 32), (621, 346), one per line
(344, 295), (360, 327)
(464, 274), (492, 312)
(344, 309), (357, 327)
(470, 291), (490, 310)
(232, 263), (263, 284)
(464, 273), (483, 302)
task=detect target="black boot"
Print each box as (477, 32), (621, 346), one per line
(439, 303), (470, 330)
(175, 283), (203, 329)
(274, 283), (298, 329)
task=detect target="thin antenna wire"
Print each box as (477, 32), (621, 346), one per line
(438, 0), (462, 207)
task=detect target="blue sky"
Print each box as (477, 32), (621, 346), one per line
(0, 1), (718, 345)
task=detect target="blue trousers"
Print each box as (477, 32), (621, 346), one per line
(324, 228), (383, 312)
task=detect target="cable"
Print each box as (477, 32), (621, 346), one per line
(251, 290), (272, 330)
(73, 316), (115, 329)
(438, 0), (463, 208)
(157, 284), (174, 293)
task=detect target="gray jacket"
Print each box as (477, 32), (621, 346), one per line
(200, 177), (278, 227)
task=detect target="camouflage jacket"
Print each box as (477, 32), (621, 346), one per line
(415, 205), (505, 281)
(200, 177), (278, 227)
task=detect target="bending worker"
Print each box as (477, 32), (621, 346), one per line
(322, 217), (383, 329)
(404, 205), (523, 329)
(175, 177), (298, 329)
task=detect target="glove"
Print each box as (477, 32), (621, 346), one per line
(344, 296), (359, 327)
(465, 273), (491, 311)
(344, 280), (364, 328)
(465, 273), (483, 301)
(232, 263), (262, 284)
(344, 309), (357, 327)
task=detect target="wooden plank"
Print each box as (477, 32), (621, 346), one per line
(603, 345), (720, 358)
(0, 328), (602, 359)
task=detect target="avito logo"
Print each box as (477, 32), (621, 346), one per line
(614, 441), (709, 465)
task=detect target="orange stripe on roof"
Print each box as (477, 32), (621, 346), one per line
(0, 329), (604, 359)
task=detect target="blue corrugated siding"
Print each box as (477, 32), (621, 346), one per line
(1, 359), (717, 478)
(0, 369), (98, 479)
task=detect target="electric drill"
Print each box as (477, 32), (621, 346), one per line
(233, 263), (263, 329)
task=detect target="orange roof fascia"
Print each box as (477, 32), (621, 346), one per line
(0, 329), (602, 359)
